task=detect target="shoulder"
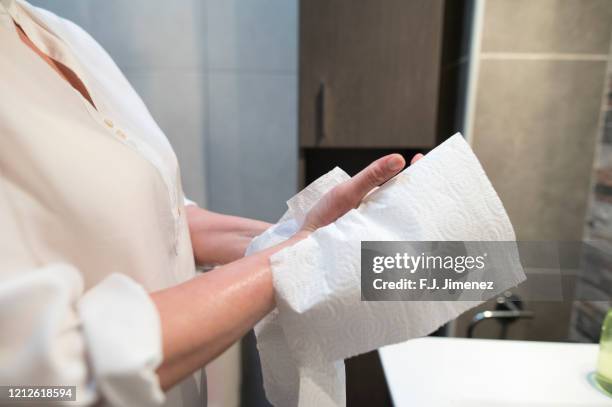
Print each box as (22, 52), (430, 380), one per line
(27, 4), (123, 76)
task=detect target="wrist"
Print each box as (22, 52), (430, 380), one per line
(263, 230), (310, 260)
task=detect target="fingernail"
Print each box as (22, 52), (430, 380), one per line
(386, 155), (404, 171)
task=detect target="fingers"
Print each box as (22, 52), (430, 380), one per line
(300, 152), (423, 232)
(341, 152), (423, 210)
(342, 154), (405, 208)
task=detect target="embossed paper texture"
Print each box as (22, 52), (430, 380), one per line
(246, 133), (526, 407)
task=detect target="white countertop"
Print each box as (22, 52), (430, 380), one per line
(380, 337), (611, 406)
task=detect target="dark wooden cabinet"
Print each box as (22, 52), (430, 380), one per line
(299, 0), (445, 148)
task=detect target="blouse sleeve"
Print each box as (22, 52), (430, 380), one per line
(0, 184), (165, 406)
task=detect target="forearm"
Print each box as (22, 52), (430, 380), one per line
(186, 206), (271, 265)
(162, 153), (413, 390)
(151, 233), (305, 390)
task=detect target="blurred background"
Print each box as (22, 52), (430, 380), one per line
(28, 0), (612, 405)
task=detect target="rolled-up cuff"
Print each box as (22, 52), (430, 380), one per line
(78, 273), (164, 407)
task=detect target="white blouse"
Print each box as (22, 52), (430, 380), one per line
(0, 0), (204, 406)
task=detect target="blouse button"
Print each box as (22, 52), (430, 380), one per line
(116, 129), (128, 140)
(103, 118), (114, 128)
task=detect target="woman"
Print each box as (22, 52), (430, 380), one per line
(0, 0), (421, 405)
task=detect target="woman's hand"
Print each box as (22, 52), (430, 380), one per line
(186, 207), (271, 266)
(300, 153), (422, 234)
(154, 152), (423, 390)
(185, 153), (422, 265)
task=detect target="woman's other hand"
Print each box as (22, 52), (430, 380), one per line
(186, 207), (272, 266)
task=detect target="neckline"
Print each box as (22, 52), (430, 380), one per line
(6, 0), (100, 112)
(14, 21), (96, 109)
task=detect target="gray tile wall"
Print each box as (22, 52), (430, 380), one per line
(572, 59), (612, 343)
(205, 0), (298, 222)
(207, 72), (297, 221)
(471, 0), (612, 242)
(473, 58), (605, 240)
(461, 0), (612, 341)
(481, 0), (612, 54)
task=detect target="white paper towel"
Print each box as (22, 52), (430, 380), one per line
(246, 133), (526, 407)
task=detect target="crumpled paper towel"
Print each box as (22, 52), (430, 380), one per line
(246, 133), (526, 407)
